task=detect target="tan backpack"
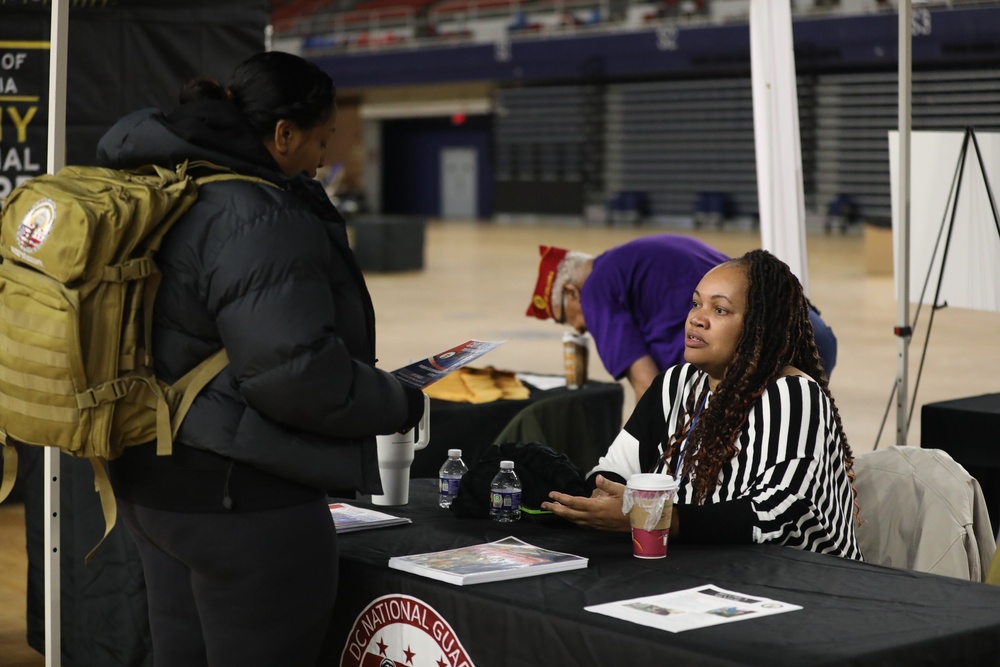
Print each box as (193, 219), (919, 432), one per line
(0, 160), (275, 554)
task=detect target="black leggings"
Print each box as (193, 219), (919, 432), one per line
(118, 498), (338, 667)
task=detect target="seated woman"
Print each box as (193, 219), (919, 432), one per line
(542, 249), (862, 560)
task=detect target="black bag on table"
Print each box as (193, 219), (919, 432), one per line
(449, 441), (586, 519)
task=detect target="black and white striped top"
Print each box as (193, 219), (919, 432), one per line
(591, 363), (862, 560)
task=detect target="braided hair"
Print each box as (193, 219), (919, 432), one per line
(663, 249), (856, 510)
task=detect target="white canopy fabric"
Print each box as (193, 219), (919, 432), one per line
(749, 0), (809, 294)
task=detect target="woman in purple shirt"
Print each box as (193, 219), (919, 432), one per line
(526, 234), (837, 401)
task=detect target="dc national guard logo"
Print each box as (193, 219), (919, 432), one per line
(341, 595), (474, 667)
(16, 198), (56, 254)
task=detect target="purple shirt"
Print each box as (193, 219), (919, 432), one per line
(580, 235), (729, 380)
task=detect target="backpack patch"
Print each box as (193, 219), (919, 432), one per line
(13, 197), (56, 259)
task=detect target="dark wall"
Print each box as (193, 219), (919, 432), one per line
(381, 114), (493, 219)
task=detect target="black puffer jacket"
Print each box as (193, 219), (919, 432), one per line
(99, 101), (408, 509)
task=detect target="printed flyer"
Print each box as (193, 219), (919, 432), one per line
(391, 339), (505, 389)
(586, 584), (802, 633)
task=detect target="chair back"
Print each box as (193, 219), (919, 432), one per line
(854, 445), (995, 581)
(494, 394), (604, 472)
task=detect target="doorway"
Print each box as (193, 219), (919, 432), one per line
(440, 147), (478, 220)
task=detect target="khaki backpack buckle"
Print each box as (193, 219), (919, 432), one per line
(76, 380), (129, 409)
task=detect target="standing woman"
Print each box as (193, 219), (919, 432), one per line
(99, 52), (426, 666)
(543, 249), (861, 560)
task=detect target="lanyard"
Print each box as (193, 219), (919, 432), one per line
(674, 393), (707, 479)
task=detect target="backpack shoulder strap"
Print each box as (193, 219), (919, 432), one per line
(183, 160), (283, 190)
(167, 348), (230, 439)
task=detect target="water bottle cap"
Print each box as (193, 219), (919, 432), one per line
(500, 460), (514, 469)
(448, 449), (462, 457)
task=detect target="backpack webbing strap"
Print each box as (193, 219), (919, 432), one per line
(76, 378), (129, 409)
(195, 173), (282, 190)
(0, 389), (78, 423)
(137, 348), (229, 458)
(143, 377), (174, 458)
(87, 458), (117, 564)
(102, 257), (155, 283)
(186, 158), (282, 191)
(168, 348), (230, 439)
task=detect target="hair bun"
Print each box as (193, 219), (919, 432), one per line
(179, 77), (229, 104)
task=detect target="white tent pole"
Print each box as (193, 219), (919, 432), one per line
(895, 1), (912, 447)
(45, 2), (69, 666)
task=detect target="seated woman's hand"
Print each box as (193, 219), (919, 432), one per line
(541, 475), (631, 532)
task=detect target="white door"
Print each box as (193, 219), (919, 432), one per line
(440, 147), (477, 220)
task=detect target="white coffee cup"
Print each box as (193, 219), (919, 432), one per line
(372, 393), (430, 506)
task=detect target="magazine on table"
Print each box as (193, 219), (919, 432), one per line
(388, 536), (588, 585)
(328, 503), (411, 534)
(585, 584), (802, 633)
(391, 339), (506, 389)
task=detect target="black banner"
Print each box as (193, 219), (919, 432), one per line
(0, 30), (48, 198)
(0, 0), (268, 200)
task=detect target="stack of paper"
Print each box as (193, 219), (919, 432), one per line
(329, 503), (411, 534)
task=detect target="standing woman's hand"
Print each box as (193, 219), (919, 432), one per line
(399, 386), (427, 433)
(542, 475), (632, 532)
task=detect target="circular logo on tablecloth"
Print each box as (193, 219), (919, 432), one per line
(16, 198), (57, 254)
(341, 594), (474, 667)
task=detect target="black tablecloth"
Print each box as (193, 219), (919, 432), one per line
(411, 380), (624, 478)
(922, 392), (1000, 528)
(328, 479), (1000, 667)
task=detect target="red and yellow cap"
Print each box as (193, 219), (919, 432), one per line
(525, 245), (569, 320)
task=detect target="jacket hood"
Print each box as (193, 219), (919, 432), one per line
(96, 100), (288, 185)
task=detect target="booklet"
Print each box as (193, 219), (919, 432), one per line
(388, 536), (588, 586)
(585, 584), (802, 633)
(329, 503), (412, 534)
(391, 339), (506, 389)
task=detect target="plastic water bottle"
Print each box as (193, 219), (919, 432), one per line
(438, 449), (468, 509)
(490, 460), (522, 523)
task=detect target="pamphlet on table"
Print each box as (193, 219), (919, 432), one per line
(388, 536), (588, 585)
(585, 584), (802, 633)
(514, 372), (567, 391)
(329, 503), (412, 534)
(391, 339), (506, 389)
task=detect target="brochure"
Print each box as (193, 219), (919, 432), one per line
(329, 503), (412, 534)
(388, 536), (588, 586)
(585, 584), (802, 633)
(391, 339), (506, 389)
(515, 372), (567, 391)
